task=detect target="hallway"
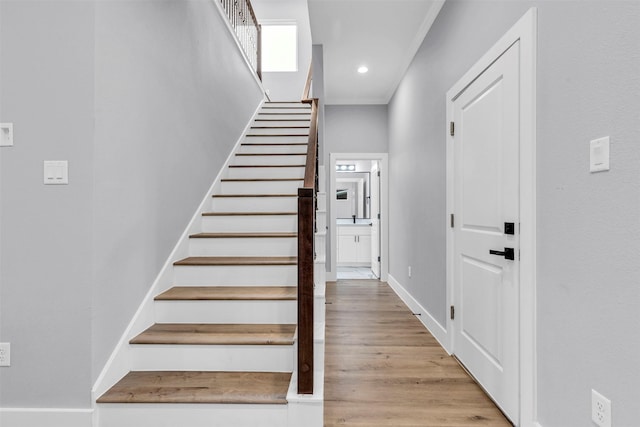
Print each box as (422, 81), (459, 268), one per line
(324, 280), (511, 426)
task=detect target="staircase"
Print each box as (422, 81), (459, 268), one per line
(95, 101), (323, 427)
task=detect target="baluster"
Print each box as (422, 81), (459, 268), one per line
(220, 0), (261, 78)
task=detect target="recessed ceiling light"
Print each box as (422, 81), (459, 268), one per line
(357, 66), (369, 74)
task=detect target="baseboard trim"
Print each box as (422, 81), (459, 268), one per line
(0, 408), (92, 427)
(387, 274), (450, 353)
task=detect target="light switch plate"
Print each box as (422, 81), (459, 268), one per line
(590, 136), (610, 172)
(44, 161), (69, 185)
(0, 123), (13, 147)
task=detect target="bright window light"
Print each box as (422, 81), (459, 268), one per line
(262, 24), (298, 72)
(357, 66), (369, 74)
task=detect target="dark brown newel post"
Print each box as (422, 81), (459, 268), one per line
(297, 186), (315, 394)
(298, 66), (317, 394)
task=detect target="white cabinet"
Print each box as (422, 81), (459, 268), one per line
(337, 226), (371, 266)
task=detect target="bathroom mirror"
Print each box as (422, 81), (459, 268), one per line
(336, 172), (370, 219)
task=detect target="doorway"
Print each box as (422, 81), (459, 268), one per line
(445, 8), (537, 426)
(329, 153), (388, 282)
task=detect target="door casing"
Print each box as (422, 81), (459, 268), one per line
(445, 8), (537, 427)
(328, 153), (389, 282)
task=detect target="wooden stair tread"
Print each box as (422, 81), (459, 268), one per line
(202, 211), (296, 216)
(228, 164), (305, 168)
(241, 142), (308, 146)
(190, 232), (297, 238)
(156, 286), (297, 301)
(130, 323), (296, 345)
(258, 112), (310, 115)
(246, 134), (309, 137)
(97, 371), (291, 404)
(251, 126), (310, 129)
(235, 153), (306, 156)
(212, 194), (297, 198)
(262, 106), (309, 109)
(221, 178), (303, 182)
(174, 256), (297, 266)
(254, 119), (310, 122)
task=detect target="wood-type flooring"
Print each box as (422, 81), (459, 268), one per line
(324, 280), (512, 427)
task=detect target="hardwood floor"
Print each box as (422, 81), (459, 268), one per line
(324, 280), (512, 427)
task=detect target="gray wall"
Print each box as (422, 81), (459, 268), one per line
(92, 0), (263, 383)
(388, 1), (640, 425)
(0, 0), (95, 408)
(312, 44), (325, 166)
(324, 105), (388, 272)
(324, 105), (388, 164)
(0, 0), (263, 409)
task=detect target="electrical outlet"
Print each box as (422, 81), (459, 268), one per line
(0, 123), (13, 147)
(592, 389), (611, 427)
(0, 343), (10, 366)
(408, 266), (412, 278)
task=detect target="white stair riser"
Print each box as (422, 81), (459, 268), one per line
(239, 144), (308, 155)
(260, 108), (310, 114)
(98, 403), (288, 427)
(315, 262), (327, 287)
(316, 211), (327, 231)
(155, 300), (297, 324)
(257, 114), (311, 121)
(316, 193), (327, 210)
(226, 167), (305, 179)
(233, 155), (307, 166)
(173, 265), (297, 286)
(189, 237), (297, 257)
(130, 344), (293, 372)
(264, 102), (309, 108)
(201, 215), (297, 233)
(253, 120), (310, 127)
(248, 128), (310, 136)
(314, 296), (325, 324)
(220, 180), (302, 194)
(244, 135), (309, 144)
(211, 196), (297, 212)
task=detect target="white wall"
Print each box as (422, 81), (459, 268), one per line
(388, 1), (640, 425)
(0, 0), (263, 409)
(252, 0), (313, 101)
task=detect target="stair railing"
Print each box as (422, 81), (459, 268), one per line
(298, 64), (318, 394)
(219, 0), (262, 80)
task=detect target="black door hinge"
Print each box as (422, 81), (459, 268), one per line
(450, 305), (455, 320)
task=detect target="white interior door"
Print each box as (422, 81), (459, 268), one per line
(370, 163), (381, 278)
(451, 41), (520, 422)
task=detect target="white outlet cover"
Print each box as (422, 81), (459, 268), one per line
(590, 136), (610, 172)
(592, 389), (611, 427)
(0, 123), (13, 147)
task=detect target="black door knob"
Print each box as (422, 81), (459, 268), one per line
(489, 247), (515, 260)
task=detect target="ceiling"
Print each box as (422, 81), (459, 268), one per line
(308, 0), (444, 105)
